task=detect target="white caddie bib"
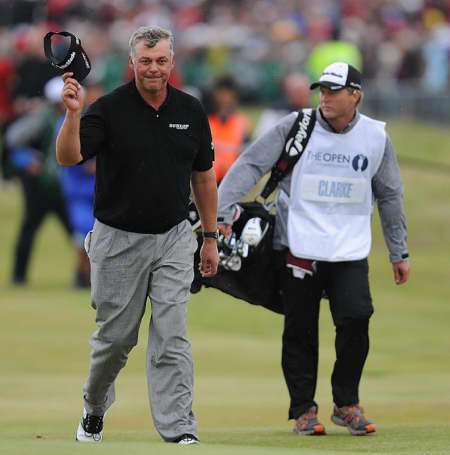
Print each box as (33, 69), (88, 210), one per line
(287, 114), (386, 262)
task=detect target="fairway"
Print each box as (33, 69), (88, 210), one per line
(1, 119), (450, 455)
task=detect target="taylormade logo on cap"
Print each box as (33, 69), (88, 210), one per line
(310, 62), (362, 91)
(43, 31), (91, 82)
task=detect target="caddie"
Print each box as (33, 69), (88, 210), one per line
(217, 62), (410, 436)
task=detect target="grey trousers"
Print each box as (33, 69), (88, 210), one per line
(82, 219), (198, 441)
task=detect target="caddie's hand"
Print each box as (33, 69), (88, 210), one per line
(199, 238), (219, 277)
(218, 223), (232, 238)
(62, 72), (84, 113)
(392, 260), (410, 285)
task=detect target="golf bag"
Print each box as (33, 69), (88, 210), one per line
(193, 201), (285, 313)
(191, 108), (317, 314)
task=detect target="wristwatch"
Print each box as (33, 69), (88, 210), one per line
(202, 230), (219, 240)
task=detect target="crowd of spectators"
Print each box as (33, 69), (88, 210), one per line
(1, 0), (450, 124)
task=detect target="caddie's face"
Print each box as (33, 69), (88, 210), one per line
(130, 39), (174, 95)
(319, 86), (358, 120)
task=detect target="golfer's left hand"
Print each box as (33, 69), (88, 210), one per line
(199, 239), (219, 277)
(393, 260), (410, 285)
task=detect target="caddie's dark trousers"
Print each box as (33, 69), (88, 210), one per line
(280, 258), (373, 420)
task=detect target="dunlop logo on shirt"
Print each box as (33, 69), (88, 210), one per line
(169, 123), (190, 130)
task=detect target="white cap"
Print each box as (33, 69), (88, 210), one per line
(310, 62), (362, 91)
(44, 77), (64, 103)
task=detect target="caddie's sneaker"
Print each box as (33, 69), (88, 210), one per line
(331, 404), (376, 436)
(293, 406), (326, 435)
(75, 409), (104, 443)
(174, 434), (200, 445)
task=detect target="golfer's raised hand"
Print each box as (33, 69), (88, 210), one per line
(62, 72), (84, 113)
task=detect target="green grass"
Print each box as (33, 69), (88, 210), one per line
(389, 119), (450, 169)
(1, 118), (450, 454)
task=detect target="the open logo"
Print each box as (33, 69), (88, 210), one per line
(352, 154), (368, 171)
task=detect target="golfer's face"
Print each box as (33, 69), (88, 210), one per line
(319, 86), (356, 120)
(131, 39), (174, 94)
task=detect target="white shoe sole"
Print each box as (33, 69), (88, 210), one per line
(178, 438), (199, 445)
(75, 421), (103, 443)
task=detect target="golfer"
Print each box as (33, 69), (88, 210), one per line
(56, 26), (219, 445)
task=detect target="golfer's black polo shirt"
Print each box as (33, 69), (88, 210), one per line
(79, 81), (214, 233)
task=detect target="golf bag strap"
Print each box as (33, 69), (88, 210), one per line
(260, 108), (316, 200)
